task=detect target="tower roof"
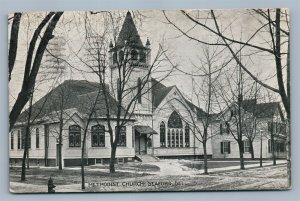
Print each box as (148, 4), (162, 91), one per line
(116, 11), (144, 48)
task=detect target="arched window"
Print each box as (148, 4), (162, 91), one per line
(131, 49), (138, 60)
(116, 126), (126, 147)
(160, 122), (166, 147)
(168, 111), (183, 128)
(91, 125), (105, 147)
(185, 124), (190, 147)
(69, 125), (81, 147)
(139, 51), (146, 62)
(119, 50), (124, 62)
(113, 52), (117, 64)
(36, 128), (39, 149)
(137, 78), (142, 103)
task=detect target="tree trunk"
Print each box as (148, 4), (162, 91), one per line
(239, 142), (245, 170)
(203, 142), (208, 174)
(249, 141), (254, 160)
(58, 120), (63, 170)
(271, 129), (276, 165)
(110, 143), (117, 173)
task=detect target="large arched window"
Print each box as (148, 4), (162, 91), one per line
(160, 122), (166, 147)
(69, 125), (81, 147)
(168, 111), (183, 128)
(91, 125), (105, 147)
(185, 124), (190, 147)
(131, 49), (138, 60)
(139, 51), (146, 62)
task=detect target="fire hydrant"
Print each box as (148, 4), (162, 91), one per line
(48, 177), (56, 193)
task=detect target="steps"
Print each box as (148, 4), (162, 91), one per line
(135, 154), (160, 162)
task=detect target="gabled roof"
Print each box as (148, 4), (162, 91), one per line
(116, 11), (144, 48)
(17, 80), (125, 124)
(151, 78), (206, 118)
(255, 102), (282, 118)
(151, 78), (174, 110)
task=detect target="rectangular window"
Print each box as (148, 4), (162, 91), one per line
(243, 140), (250, 153)
(36, 128), (40, 148)
(179, 130), (183, 147)
(171, 129), (175, 147)
(167, 129), (171, 147)
(17, 130), (21, 149)
(116, 126), (126, 147)
(11, 132), (14, 150)
(91, 125), (105, 147)
(221, 141), (231, 154)
(21, 128), (25, 149)
(69, 125), (81, 147)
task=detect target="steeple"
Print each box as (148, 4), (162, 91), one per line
(116, 11), (144, 48)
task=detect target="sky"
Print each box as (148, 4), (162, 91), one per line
(8, 9), (288, 111)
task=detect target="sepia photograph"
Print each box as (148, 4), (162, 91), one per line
(8, 9), (290, 193)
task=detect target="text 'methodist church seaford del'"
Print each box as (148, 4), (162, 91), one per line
(9, 12), (287, 167)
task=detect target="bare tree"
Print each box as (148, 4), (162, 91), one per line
(9, 12), (64, 131)
(74, 11), (175, 173)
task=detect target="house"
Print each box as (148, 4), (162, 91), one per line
(210, 99), (287, 159)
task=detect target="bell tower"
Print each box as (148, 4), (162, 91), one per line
(109, 11), (152, 115)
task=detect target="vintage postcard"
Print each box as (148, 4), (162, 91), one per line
(8, 9), (290, 193)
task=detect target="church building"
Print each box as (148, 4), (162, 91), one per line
(9, 12), (286, 168)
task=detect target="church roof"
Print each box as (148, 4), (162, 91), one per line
(17, 80), (125, 123)
(151, 78), (206, 118)
(116, 11), (144, 48)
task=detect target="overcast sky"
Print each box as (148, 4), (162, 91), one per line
(8, 9), (288, 110)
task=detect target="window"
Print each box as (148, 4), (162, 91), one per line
(21, 128), (25, 149)
(171, 129), (175, 147)
(185, 124), (190, 147)
(225, 122), (230, 134)
(160, 122), (166, 147)
(167, 129), (171, 147)
(243, 140), (250, 153)
(137, 78), (142, 104)
(36, 128), (39, 149)
(91, 125), (105, 147)
(131, 49), (138, 60)
(175, 129), (179, 147)
(180, 130), (183, 147)
(17, 130), (21, 149)
(221, 141), (231, 154)
(119, 50), (124, 62)
(139, 51), (146, 62)
(69, 125), (81, 147)
(113, 52), (117, 64)
(220, 123), (229, 135)
(168, 111), (183, 128)
(116, 126), (126, 147)
(11, 132), (14, 150)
